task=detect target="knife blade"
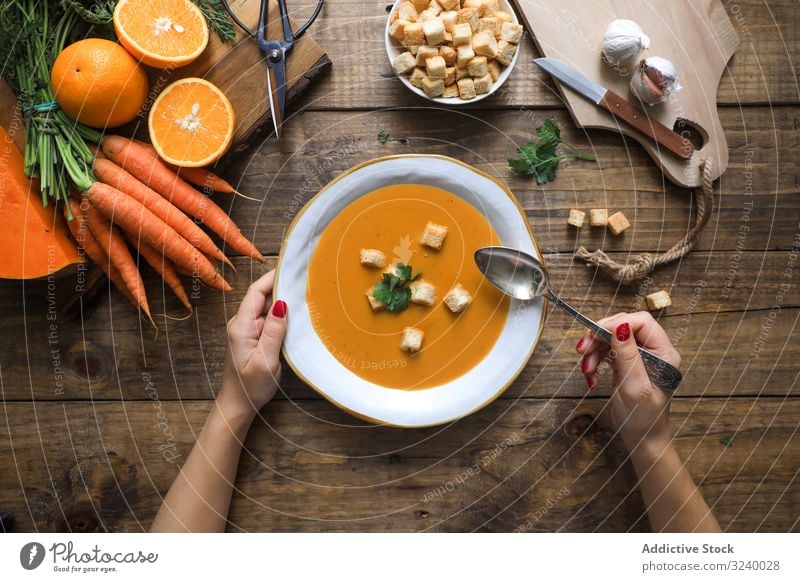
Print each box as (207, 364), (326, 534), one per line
(534, 58), (694, 160)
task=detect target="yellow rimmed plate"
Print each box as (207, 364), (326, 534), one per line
(274, 155), (544, 427)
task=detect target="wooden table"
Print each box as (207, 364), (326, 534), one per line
(1, 0), (798, 533)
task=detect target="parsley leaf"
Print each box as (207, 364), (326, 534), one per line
(508, 118), (596, 184)
(378, 131), (390, 144)
(372, 263), (421, 313)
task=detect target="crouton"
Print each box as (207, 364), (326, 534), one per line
(452, 22), (473, 45)
(607, 211), (631, 235)
(478, 0), (500, 16)
(457, 7), (479, 31)
(438, 0), (460, 9)
(404, 44), (422, 55)
(427, 0), (443, 15)
(500, 21), (524, 44)
(422, 17), (446, 45)
(456, 44), (475, 68)
(419, 9), (438, 21)
(472, 30), (498, 57)
(456, 65), (469, 80)
(366, 287), (385, 312)
(416, 46), (439, 66)
(410, 280), (437, 306)
(403, 22), (425, 45)
(426, 55), (447, 78)
(495, 39), (516, 66)
(467, 55), (488, 77)
(440, 10), (458, 32)
(389, 19), (409, 41)
(409, 67), (426, 88)
(420, 221), (448, 249)
(445, 66), (456, 85)
(487, 59), (501, 81)
(473, 72), (492, 94)
(400, 327), (425, 354)
(392, 51), (417, 75)
(478, 17), (501, 37)
(444, 283), (473, 313)
(567, 209), (586, 228)
(589, 209), (608, 226)
(443, 83), (459, 98)
(412, 0), (430, 11)
(421, 76), (445, 98)
(457, 77), (476, 99)
(396, 1), (419, 22)
(440, 45), (457, 65)
(494, 10), (513, 24)
(444, 31), (453, 44)
(360, 248), (386, 268)
(466, 0), (498, 17)
(646, 290), (672, 311)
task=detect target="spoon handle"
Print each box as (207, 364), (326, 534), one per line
(545, 291), (683, 391)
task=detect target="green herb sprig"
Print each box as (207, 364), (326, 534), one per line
(372, 263), (421, 313)
(508, 119), (596, 184)
(193, 0), (236, 43)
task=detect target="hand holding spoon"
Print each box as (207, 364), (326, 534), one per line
(474, 246), (682, 391)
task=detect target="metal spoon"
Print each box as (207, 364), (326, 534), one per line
(474, 246), (682, 391)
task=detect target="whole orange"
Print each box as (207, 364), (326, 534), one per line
(51, 39), (149, 128)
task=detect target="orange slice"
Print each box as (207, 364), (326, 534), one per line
(113, 0), (209, 69)
(148, 77), (235, 167)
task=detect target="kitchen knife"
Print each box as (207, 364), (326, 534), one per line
(534, 58), (694, 159)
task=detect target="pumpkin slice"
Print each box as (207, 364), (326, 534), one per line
(0, 126), (82, 279)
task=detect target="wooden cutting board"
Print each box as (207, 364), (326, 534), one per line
(0, 0), (329, 152)
(512, 0), (739, 188)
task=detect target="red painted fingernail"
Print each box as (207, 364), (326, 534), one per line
(616, 322), (631, 342)
(576, 338), (585, 351)
(272, 300), (287, 318)
(586, 376), (597, 391)
(581, 357), (590, 374)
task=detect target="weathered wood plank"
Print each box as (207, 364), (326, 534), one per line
(295, 0), (799, 110)
(0, 399), (796, 532)
(1, 255), (796, 401)
(221, 107), (799, 257)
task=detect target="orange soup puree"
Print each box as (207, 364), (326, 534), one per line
(306, 184), (509, 389)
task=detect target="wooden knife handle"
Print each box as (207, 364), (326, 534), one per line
(599, 90), (694, 160)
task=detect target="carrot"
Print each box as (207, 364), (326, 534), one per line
(93, 157), (234, 269)
(134, 139), (257, 200)
(101, 135), (265, 262)
(126, 233), (193, 313)
(65, 198), (137, 308)
(82, 199), (155, 327)
(84, 181), (233, 292)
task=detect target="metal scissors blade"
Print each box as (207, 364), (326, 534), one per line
(266, 57), (285, 138)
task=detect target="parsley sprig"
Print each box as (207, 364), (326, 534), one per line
(508, 119), (596, 184)
(372, 263), (421, 313)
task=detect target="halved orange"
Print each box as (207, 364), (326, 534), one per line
(113, 0), (209, 69)
(148, 77), (235, 167)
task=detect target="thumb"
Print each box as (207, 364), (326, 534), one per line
(610, 321), (650, 401)
(258, 300), (288, 361)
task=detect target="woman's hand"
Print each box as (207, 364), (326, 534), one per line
(576, 312), (681, 452)
(220, 269), (287, 422)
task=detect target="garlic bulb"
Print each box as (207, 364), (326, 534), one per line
(629, 56), (681, 105)
(602, 20), (650, 67)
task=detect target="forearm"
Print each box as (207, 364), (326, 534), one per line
(630, 439), (721, 533)
(150, 394), (255, 532)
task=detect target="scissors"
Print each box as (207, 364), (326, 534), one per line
(222, 0), (324, 138)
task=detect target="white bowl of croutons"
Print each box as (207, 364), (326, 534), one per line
(386, 0), (524, 103)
